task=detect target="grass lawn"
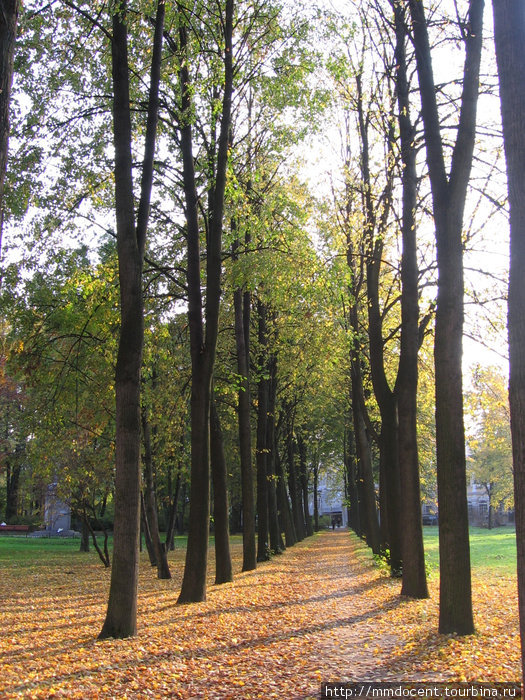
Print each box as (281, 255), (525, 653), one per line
(1, 528), (516, 578)
(0, 533), (244, 568)
(423, 525), (517, 576)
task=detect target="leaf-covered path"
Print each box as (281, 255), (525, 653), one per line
(0, 530), (520, 698)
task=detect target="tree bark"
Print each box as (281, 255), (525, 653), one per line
(164, 468), (181, 552)
(276, 447), (296, 547)
(256, 302), (270, 561)
(266, 356), (283, 553)
(392, 0), (428, 599)
(141, 491), (157, 567)
(210, 396), (233, 584)
(79, 513), (90, 553)
(298, 435), (314, 537)
(347, 277), (381, 555)
(142, 407), (171, 579)
(0, 0), (18, 257)
(491, 0), (525, 676)
(408, 0), (484, 634)
(344, 426), (361, 536)
(99, 0), (164, 639)
(286, 419), (305, 541)
(235, 285), (257, 569)
(350, 354), (381, 555)
(5, 457), (20, 521)
(313, 455), (320, 532)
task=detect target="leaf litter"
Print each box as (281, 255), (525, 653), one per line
(0, 530), (520, 698)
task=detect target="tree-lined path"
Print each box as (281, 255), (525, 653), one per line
(0, 530), (519, 699)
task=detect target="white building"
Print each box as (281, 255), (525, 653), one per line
(313, 471), (348, 527)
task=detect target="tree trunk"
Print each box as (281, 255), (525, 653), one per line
(313, 456), (320, 532)
(142, 407), (171, 579)
(210, 396), (233, 584)
(5, 457), (20, 521)
(356, 64), (401, 575)
(276, 449), (296, 547)
(349, 305), (381, 555)
(298, 435), (314, 537)
(0, 0), (18, 257)
(492, 0), (525, 674)
(256, 302), (270, 561)
(164, 468), (181, 552)
(408, 0), (484, 634)
(344, 426), (361, 536)
(80, 513), (90, 553)
(178, 482), (187, 535)
(141, 491), (157, 567)
(235, 286), (257, 569)
(266, 355), (283, 553)
(85, 509), (110, 568)
(99, 0), (164, 640)
(177, 0), (233, 603)
(286, 422), (305, 541)
(392, 0), (428, 600)
(344, 156), (381, 554)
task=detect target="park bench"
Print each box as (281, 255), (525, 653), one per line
(0, 524), (31, 535)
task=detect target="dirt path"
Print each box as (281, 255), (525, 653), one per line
(0, 529), (519, 698)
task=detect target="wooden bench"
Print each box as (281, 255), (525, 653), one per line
(0, 524), (31, 534)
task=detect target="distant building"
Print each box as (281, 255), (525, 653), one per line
(313, 472), (348, 527)
(466, 478), (514, 527)
(421, 477), (514, 527)
(43, 482), (71, 531)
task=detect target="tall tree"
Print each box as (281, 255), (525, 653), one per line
(99, 0), (165, 639)
(491, 0), (525, 676)
(408, 0), (484, 634)
(391, 0), (428, 599)
(177, 0), (234, 604)
(0, 0), (18, 257)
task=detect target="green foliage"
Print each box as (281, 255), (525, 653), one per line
(465, 365), (514, 512)
(1, 248), (118, 516)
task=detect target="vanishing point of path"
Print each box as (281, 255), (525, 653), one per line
(1, 529), (514, 699)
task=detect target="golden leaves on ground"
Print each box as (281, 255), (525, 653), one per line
(0, 532), (520, 699)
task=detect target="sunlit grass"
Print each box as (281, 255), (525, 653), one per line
(423, 525), (517, 577)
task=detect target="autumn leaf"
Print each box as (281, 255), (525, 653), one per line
(0, 531), (520, 699)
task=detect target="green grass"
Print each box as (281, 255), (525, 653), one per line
(423, 525), (517, 577)
(0, 533), (244, 567)
(0, 529), (515, 578)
